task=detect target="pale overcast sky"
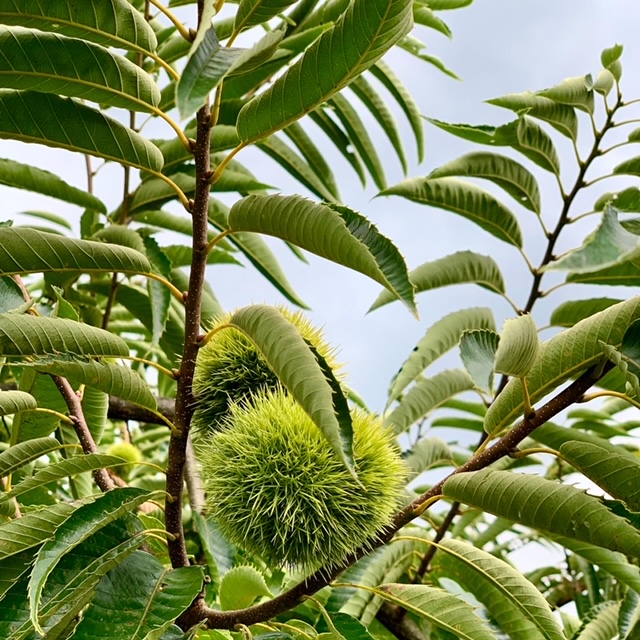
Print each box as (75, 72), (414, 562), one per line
(5, 1), (640, 410)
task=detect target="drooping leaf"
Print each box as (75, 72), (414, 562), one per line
(380, 177), (523, 247)
(376, 583), (496, 640)
(460, 329), (500, 395)
(484, 297), (640, 435)
(0, 275), (26, 313)
(0, 0), (157, 52)
(0, 389), (36, 418)
(69, 551), (204, 640)
(443, 469), (640, 557)
(388, 307), (495, 404)
(228, 194), (416, 315)
(386, 368), (475, 434)
(82, 385), (109, 446)
(398, 34), (459, 79)
(494, 314), (538, 378)
(487, 91), (578, 140)
(546, 206), (640, 273)
(428, 152), (541, 213)
(0, 91), (163, 172)
(227, 305), (355, 471)
(192, 511), (235, 585)
(0, 436), (60, 477)
(0, 227), (151, 279)
(236, 0), (413, 143)
(29, 487), (154, 633)
(219, 565), (272, 611)
(619, 591), (640, 640)
(0, 314), (129, 357)
(413, 4), (451, 37)
(435, 539), (565, 640)
(550, 298), (623, 327)
(369, 251), (505, 311)
(0, 27), (161, 111)
(538, 75), (595, 114)
(0, 157), (105, 212)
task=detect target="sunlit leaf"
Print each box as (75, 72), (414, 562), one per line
(0, 436), (59, 477)
(0, 389), (35, 418)
(550, 298), (623, 327)
(413, 4), (451, 37)
(494, 314), (538, 378)
(595, 187), (640, 212)
(460, 329), (500, 394)
(538, 75), (595, 114)
(601, 318), (640, 397)
(219, 565), (272, 610)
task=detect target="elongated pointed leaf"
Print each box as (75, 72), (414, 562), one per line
(494, 314), (538, 378)
(0, 314), (129, 357)
(484, 297), (640, 435)
(0, 454), (128, 504)
(71, 552), (204, 640)
(0, 436), (60, 477)
(443, 469), (640, 557)
(0, 227), (151, 279)
(0, 157), (105, 212)
(386, 368), (474, 434)
(236, 0), (413, 143)
(538, 75), (595, 114)
(235, 0), (299, 30)
(460, 329), (500, 394)
(567, 260), (640, 287)
(377, 583), (496, 640)
(389, 307), (495, 404)
(227, 305), (354, 470)
(595, 187), (640, 212)
(370, 251), (505, 311)
(229, 194), (416, 315)
(29, 487), (154, 633)
(574, 601), (620, 639)
(219, 565), (272, 611)
(0, 28), (160, 112)
(428, 152), (541, 213)
(550, 298), (622, 327)
(381, 177), (523, 247)
(0, 389), (36, 418)
(405, 437), (456, 480)
(0, 0), (157, 52)
(0, 91), (163, 172)
(436, 539), (565, 640)
(487, 91), (578, 140)
(547, 206), (640, 273)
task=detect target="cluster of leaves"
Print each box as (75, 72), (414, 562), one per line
(1, 0), (640, 639)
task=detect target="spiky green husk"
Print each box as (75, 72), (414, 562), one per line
(106, 442), (142, 479)
(198, 389), (405, 571)
(191, 308), (339, 435)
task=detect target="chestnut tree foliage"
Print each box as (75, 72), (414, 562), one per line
(1, 1), (640, 639)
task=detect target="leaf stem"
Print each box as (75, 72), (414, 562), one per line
(205, 229), (232, 255)
(149, 0), (193, 42)
(144, 272), (186, 303)
(149, 108), (193, 151)
(209, 144), (246, 185)
(579, 389), (640, 410)
(33, 407), (75, 425)
(121, 355), (178, 380)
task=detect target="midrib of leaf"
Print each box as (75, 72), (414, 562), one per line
(132, 566), (170, 639)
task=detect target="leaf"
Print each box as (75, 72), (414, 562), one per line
(566, 260), (640, 287)
(234, 0), (299, 31)
(487, 91), (578, 140)
(0, 389), (36, 417)
(595, 187), (640, 212)
(0, 0), (157, 53)
(381, 177), (523, 246)
(546, 206), (640, 273)
(388, 307), (495, 405)
(404, 437), (456, 480)
(69, 551), (204, 640)
(574, 602), (620, 640)
(0, 436), (59, 477)
(560, 441), (640, 511)
(428, 152), (541, 213)
(593, 69), (615, 96)
(219, 565), (272, 610)
(601, 319), (640, 397)
(494, 314), (538, 378)
(227, 305), (355, 471)
(386, 369), (475, 434)
(376, 583), (496, 640)
(538, 75), (595, 114)
(0, 454), (128, 504)
(369, 251), (505, 311)
(192, 511), (235, 585)
(550, 298), (623, 327)
(435, 539), (565, 640)
(82, 385), (109, 446)
(484, 297), (640, 436)
(0, 27), (160, 112)
(228, 194), (416, 315)
(236, 0), (413, 143)
(460, 329), (500, 395)
(413, 5), (451, 37)
(443, 469), (640, 557)
(0, 314), (129, 357)
(0, 275), (27, 313)
(0, 227), (151, 280)
(29, 487), (154, 633)
(0, 157), (105, 212)
(0, 91), (164, 172)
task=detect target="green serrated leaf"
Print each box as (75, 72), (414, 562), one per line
(550, 298), (623, 327)
(219, 565), (272, 610)
(386, 368), (475, 434)
(428, 152), (542, 213)
(601, 318), (640, 397)
(369, 251), (505, 312)
(388, 307), (495, 405)
(236, 0), (412, 143)
(228, 194), (416, 315)
(494, 314), (538, 378)
(381, 177), (523, 247)
(0, 91), (164, 172)
(460, 329), (500, 395)
(227, 305), (355, 471)
(0, 436), (59, 477)
(404, 437), (456, 480)
(234, 0), (299, 31)
(0, 27), (160, 112)
(0, 389), (36, 418)
(82, 385), (109, 446)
